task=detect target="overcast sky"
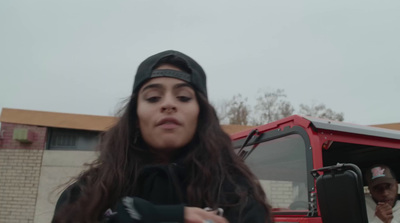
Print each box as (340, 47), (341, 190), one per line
(1, 0), (399, 125)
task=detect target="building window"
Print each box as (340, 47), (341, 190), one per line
(50, 133), (77, 148)
(47, 128), (99, 151)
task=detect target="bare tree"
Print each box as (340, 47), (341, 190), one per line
(298, 103), (344, 121)
(214, 89), (344, 126)
(252, 89), (294, 125)
(211, 99), (230, 124)
(225, 94), (250, 125)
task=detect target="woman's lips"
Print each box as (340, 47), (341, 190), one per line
(159, 122), (179, 129)
(156, 117), (181, 129)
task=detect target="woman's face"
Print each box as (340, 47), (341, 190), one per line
(137, 64), (200, 156)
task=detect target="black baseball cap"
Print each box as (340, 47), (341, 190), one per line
(132, 50), (207, 98)
(365, 164), (397, 188)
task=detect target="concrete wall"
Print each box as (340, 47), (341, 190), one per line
(0, 149), (43, 223)
(34, 150), (97, 223)
(0, 123), (46, 223)
(0, 122), (98, 223)
(260, 180), (294, 208)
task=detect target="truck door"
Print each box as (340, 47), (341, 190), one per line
(233, 125), (317, 222)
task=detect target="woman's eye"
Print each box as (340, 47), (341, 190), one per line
(146, 97), (161, 103)
(177, 96), (191, 102)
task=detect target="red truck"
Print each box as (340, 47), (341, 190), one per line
(230, 115), (400, 223)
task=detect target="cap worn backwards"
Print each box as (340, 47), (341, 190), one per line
(365, 164), (397, 188)
(132, 50), (207, 98)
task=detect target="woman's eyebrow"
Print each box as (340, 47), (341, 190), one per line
(141, 82), (193, 92)
(141, 83), (163, 92)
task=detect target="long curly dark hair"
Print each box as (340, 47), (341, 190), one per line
(52, 57), (272, 223)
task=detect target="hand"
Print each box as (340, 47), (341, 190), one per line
(375, 202), (393, 223)
(184, 207), (229, 223)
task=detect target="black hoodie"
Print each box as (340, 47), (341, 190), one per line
(53, 163), (269, 223)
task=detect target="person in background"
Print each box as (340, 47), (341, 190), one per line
(365, 164), (400, 223)
(52, 50), (273, 223)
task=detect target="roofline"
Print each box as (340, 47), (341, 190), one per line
(0, 108), (117, 131)
(371, 123), (400, 131)
(0, 108), (249, 135)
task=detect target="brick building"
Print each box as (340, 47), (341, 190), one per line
(0, 108), (258, 223)
(0, 108), (116, 223)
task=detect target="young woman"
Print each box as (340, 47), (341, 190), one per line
(52, 50), (272, 223)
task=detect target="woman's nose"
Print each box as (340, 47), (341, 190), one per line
(162, 105), (176, 113)
(161, 95), (177, 113)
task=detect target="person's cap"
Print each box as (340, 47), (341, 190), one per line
(132, 50), (207, 98)
(365, 164), (397, 188)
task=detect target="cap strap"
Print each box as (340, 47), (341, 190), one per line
(151, 70), (191, 82)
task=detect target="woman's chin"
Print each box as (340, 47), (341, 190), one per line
(150, 141), (185, 152)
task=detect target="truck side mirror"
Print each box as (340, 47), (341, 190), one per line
(311, 163), (368, 223)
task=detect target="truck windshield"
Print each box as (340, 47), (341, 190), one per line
(238, 134), (309, 210)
